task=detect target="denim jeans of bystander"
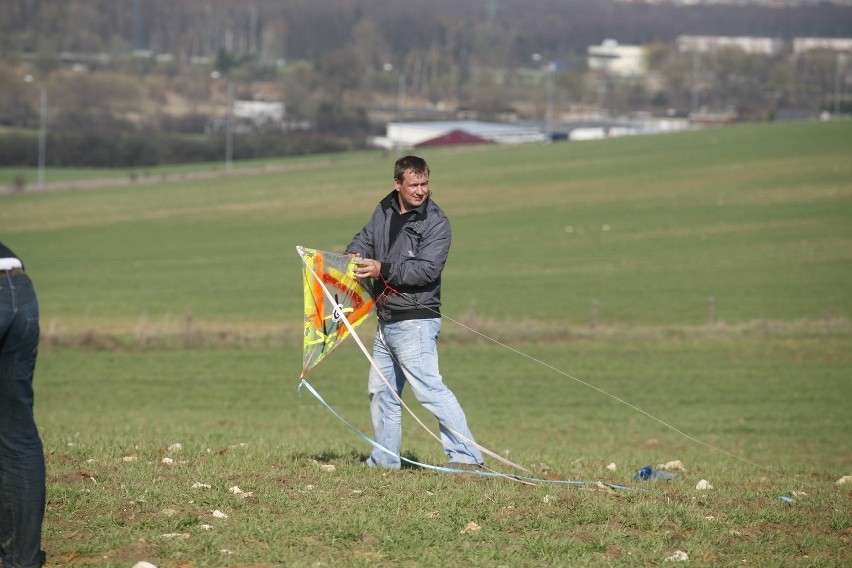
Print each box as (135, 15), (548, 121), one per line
(0, 270), (46, 568)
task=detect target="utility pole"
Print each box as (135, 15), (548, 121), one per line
(226, 80), (234, 172)
(38, 85), (46, 187)
(397, 72), (406, 121)
(834, 52), (846, 116)
(25, 74), (47, 188)
(546, 61), (556, 139)
(691, 49), (701, 115)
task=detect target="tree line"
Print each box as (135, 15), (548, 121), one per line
(3, 0), (850, 64)
(0, 0), (849, 169)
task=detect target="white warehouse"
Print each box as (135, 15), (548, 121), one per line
(371, 120), (548, 149)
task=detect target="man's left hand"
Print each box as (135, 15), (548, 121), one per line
(353, 258), (380, 279)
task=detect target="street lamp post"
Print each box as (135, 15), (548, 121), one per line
(397, 72), (406, 122)
(691, 49), (701, 115)
(834, 52), (847, 116)
(24, 75), (47, 188)
(211, 71), (234, 172)
(678, 42), (701, 116)
(545, 61), (556, 139)
(225, 79), (234, 173)
(383, 63), (406, 121)
(532, 54), (556, 140)
(36, 86), (47, 187)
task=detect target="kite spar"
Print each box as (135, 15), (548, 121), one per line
(297, 246), (376, 380)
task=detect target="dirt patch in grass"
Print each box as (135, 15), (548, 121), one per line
(40, 317), (852, 353)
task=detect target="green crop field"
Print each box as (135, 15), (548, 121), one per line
(1, 120), (851, 566)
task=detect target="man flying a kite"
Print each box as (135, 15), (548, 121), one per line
(344, 155), (484, 470)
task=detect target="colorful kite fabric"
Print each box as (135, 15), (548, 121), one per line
(298, 246), (376, 378)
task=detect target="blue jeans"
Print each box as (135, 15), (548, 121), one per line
(365, 318), (483, 469)
(0, 271), (45, 568)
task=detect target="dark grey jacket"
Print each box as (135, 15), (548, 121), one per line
(345, 190), (451, 322)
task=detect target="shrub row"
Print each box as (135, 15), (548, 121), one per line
(0, 129), (360, 168)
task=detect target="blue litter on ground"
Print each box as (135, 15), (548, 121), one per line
(632, 466), (681, 482)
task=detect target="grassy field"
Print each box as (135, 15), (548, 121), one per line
(1, 120), (851, 566)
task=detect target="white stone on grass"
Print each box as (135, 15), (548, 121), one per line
(664, 550), (689, 562)
(229, 485), (253, 498)
(460, 521), (481, 535)
(658, 460), (686, 472)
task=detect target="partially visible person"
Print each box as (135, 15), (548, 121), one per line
(346, 155), (484, 470)
(0, 242), (46, 568)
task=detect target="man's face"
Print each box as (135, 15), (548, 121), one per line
(395, 169), (429, 213)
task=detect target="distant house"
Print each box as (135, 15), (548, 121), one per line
(587, 40), (646, 78)
(677, 35), (784, 56)
(205, 99), (289, 134)
(233, 100), (285, 128)
(370, 120), (548, 149)
(793, 37), (852, 55)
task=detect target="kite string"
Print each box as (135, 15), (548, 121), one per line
(305, 250), (790, 484)
(369, 269), (533, 472)
(391, 290), (790, 481)
(374, 326), (532, 474)
(299, 377), (632, 488)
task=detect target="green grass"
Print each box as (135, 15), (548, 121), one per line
(2, 120), (851, 566)
(3, 121), (850, 331)
(38, 333), (851, 566)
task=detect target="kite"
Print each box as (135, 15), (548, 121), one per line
(298, 246), (376, 379)
(297, 246), (534, 479)
(295, 245), (630, 487)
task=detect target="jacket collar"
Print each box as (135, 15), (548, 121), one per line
(382, 190), (430, 217)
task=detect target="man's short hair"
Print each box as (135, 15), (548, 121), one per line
(394, 155), (430, 182)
